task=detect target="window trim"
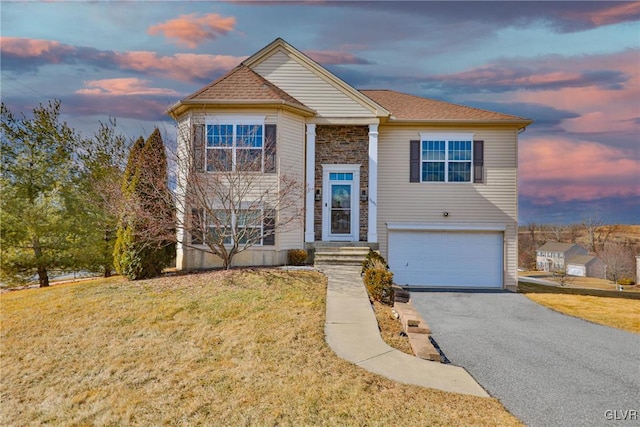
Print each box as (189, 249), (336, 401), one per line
(205, 116), (266, 173)
(419, 133), (474, 183)
(190, 204), (274, 248)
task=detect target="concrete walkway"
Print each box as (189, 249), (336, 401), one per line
(321, 265), (488, 397)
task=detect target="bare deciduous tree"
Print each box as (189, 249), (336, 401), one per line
(143, 121), (305, 270)
(551, 268), (573, 287)
(566, 223), (581, 243)
(598, 241), (635, 285)
(548, 224), (565, 242)
(582, 214), (617, 253)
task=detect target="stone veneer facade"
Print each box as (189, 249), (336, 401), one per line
(314, 125), (369, 241)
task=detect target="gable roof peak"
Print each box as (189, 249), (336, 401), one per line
(167, 63), (314, 117)
(242, 38), (390, 118)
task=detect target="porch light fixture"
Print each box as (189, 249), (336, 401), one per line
(443, 211), (449, 217)
(315, 189), (321, 201)
(360, 189), (368, 202)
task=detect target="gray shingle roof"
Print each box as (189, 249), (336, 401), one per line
(537, 242), (583, 253)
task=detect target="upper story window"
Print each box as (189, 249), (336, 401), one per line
(410, 133), (483, 184)
(206, 123), (264, 172)
(421, 134), (472, 182)
(191, 116), (276, 174)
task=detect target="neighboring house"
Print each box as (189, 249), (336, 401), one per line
(565, 255), (605, 278)
(536, 242), (588, 272)
(167, 38), (532, 290)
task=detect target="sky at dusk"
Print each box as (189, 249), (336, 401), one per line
(2, 1), (639, 225)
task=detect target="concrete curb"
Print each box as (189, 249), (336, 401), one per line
(321, 265), (489, 397)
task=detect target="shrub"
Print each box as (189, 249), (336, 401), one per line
(362, 249), (389, 275)
(287, 249), (308, 266)
(618, 277), (635, 286)
(364, 267), (394, 304)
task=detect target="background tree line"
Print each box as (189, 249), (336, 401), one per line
(1, 100), (175, 286)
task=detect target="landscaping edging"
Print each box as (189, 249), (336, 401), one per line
(392, 285), (443, 362)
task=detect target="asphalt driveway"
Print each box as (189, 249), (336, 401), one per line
(410, 290), (640, 427)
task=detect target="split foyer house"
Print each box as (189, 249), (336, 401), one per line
(168, 38), (532, 290)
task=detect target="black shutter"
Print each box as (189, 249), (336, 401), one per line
(191, 208), (203, 245)
(193, 124), (205, 172)
(410, 140), (420, 182)
(262, 209), (275, 246)
(473, 140), (484, 183)
(264, 124), (277, 173)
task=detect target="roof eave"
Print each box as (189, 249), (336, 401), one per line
(385, 117), (534, 127)
(166, 99), (317, 118)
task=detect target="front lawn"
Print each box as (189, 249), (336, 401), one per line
(1, 269), (520, 426)
(519, 282), (640, 334)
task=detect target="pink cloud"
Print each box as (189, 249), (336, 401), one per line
(519, 137), (640, 202)
(1, 37), (246, 83)
(564, 2), (640, 27)
(76, 78), (182, 96)
(516, 59), (638, 136)
(114, 51), (246, 83)
(304, 50), (372, 65)
(147, 13), (236, 48)
(0, 37), (72, 57)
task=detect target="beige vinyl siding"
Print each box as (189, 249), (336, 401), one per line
(174, 115), (191, 268)
(252, 49), (375, 118)
(377, 125), (519, 288)
(175, 108), (306, 269)
(274, 110), (305, 251)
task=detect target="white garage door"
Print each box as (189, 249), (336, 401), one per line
(566, 265), (585, 276)
(388, 230), (503, 288)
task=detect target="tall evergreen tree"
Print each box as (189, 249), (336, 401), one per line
(73, 119), (128, 277)
(113, 129), (175, 279)
(0, 101), (79, 287)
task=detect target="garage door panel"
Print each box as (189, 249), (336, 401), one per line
(388, 230), (503, 288)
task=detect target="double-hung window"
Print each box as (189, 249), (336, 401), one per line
(410, 133), (483, 183)
(192, 118), (276, 174)
(421, 134), (473, 183)
(206, 123), (264, 172)
(201, 208), (274, 246)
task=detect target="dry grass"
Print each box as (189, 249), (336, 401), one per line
(371, 301), (414, 355)
(519, 271), (640, 293)
(1, 269), (520, 426)
(519, 282), (640, 334)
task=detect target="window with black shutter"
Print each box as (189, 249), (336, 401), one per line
(264, 124), (277, 173)
(262, 210), (275, 246)
(409, 140), (420, 182)
(192, 124), (205, 172)
(473, 140), (484, 183)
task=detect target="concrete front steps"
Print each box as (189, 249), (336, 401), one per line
(314, 245), (371, 267)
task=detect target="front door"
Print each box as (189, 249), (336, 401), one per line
(330, 182), (352, 235)
(322, 165), (360, 241)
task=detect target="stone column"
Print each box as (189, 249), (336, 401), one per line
(368, 124), (378, 243)
(305, 124), (316, 243)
